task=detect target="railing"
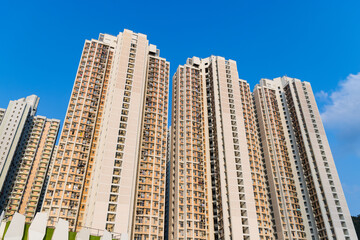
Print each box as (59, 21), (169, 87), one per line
(81, 226), (123, 239)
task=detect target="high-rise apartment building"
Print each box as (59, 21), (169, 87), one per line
(280, 77), (356, 239)
(251, 77), (357, 239)
(0, 28), (350, 240)
(238, 80), (274, 240)
(169, 57), (211, 240)
(0, 95), (39, 194)
(254, 79), (309, 239)
(84, 32), (169, 239)
(4, 117), (60, 222)
(0, 95), (59, 223)
(42, 29), (170, 240)
(169, 56), (260, 240)
(169, 57), (356, 240)
(42, 31), (116, 231)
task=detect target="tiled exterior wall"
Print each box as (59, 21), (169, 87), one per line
(42, 30), (170, 240)
(0, 96), (39, 213)
(254, 81), (307, 240)
(169, 61), (209, 240)
(4, 117), (59, 222)
(42, 36), (115, 231)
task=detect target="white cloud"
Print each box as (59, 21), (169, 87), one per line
(321, 73), (360, 126)
(315, 90), (329, 102)
(320, 73), (360, 156)
(320, 73), (360, 215)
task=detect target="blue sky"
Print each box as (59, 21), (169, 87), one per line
(1, 0), (360, 214)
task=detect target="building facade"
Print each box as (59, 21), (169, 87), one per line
(169, 57), (356, 240)
(254, 79), (309, 240)
(201, 56), (260, 239)
(281, 77), (356, 239)
(238, 80), (274, 240)
(0, 29), (353, 240)
(164, 127), (171, 240)
(42, 32), (116, 230)
(169, 56), (260, 240)
(4, 117), (60, 222)
(0, 95), (39, 195)
(42, 30), (170, 240)
(169, 57), (211, 240)
(0, 95), (59, 223)
(252, 77), (357, 240)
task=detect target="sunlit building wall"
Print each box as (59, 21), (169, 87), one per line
(42, 30), (169, 240)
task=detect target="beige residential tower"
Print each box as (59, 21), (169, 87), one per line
(42, 30), (169, 240)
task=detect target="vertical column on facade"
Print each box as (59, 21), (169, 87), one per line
(200, 59), (214, 240)
(131, 49), (169, 240)
(202, 58), (222, 240)
(284, 77), (357, 240)
(253, 81), (307, 240)
(238, 80), (274, 240)
(41, 145), (58, 212)
(42, 37), (114, 230)
(164, 127), (171, 240)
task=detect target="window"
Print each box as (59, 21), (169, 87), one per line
(107, 213), (116, 221)
(106, 223), (114, 232)
(115, 152), (123, 159)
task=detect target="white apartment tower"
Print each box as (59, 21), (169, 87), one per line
(42, 32), (116, 230)
(252, 77), (357, 239)
(169, 56), (260, 240)
(84, 31), (169, 239)
(169, 57), (357, 240)
(281, 77), (356, 239)
(0, 95), (60, 223)
(3, 116), (60, 222)
(254, 80), (309, 239)
(42, 29), (170, 240)
(201, 56), (260, 239)
(0, 95), (39, 198)
(169, 57), (212, 240)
